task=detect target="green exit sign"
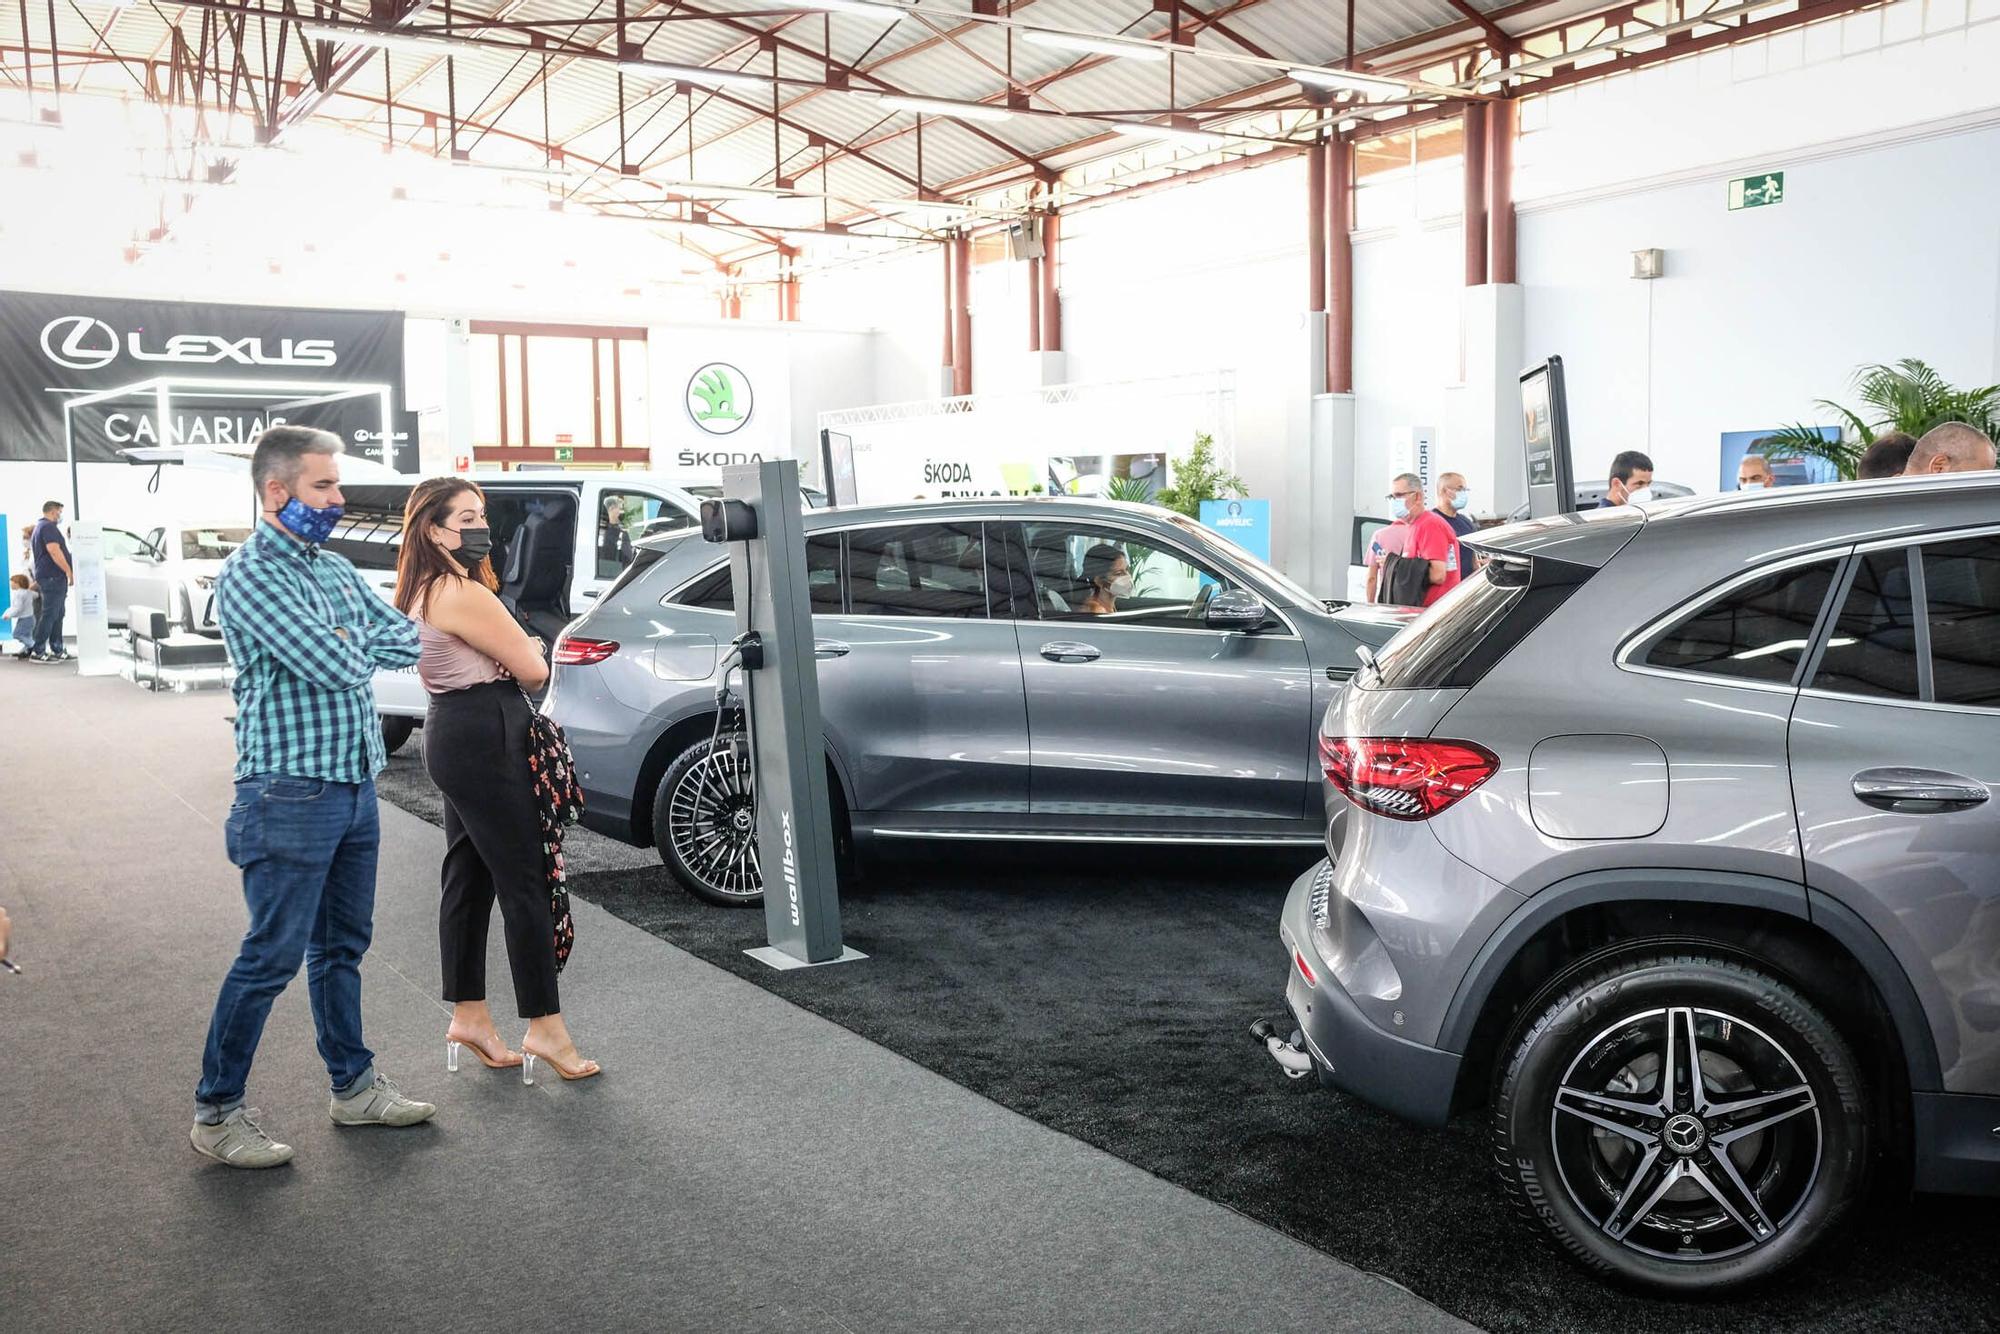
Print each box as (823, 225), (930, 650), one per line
(553, 446), (575, 463)
(1729, 172), (1785, 210)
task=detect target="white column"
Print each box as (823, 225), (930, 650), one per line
(442, 317), (474, 472)
(1454, 284), (1526, 520)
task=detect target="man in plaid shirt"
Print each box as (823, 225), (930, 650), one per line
(191, 427), (437, 1169)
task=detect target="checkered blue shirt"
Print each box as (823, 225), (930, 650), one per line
(215, 522), (420, 784)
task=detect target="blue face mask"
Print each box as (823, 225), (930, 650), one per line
(1740, 481), (1766, 491)
(276, 495), (344, 545)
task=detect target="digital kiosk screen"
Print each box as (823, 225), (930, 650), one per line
(821, 429), (858, 508)
(1519, 355), (1576, 518)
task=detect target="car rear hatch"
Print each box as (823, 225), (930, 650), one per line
(1320, 507), (1643, 855)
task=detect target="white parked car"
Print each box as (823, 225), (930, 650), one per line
(102, 519), (252, 634)
(325, 471), (708, 753)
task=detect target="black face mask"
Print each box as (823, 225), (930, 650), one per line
(453, 526), (493, 565)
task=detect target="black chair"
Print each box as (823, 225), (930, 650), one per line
(498, 503), (576, 643)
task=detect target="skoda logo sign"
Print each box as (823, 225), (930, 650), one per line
(687, 362), (752, 436)
(40, 316), (121, 370)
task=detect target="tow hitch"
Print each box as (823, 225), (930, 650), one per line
(1251, 1017), (1314, 1080)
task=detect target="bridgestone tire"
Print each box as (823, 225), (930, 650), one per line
(1492, 951), (1868, 1294)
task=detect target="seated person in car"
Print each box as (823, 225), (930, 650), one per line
(1077, 543), (1132, 616)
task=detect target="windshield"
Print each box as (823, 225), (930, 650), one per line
(181, 526), (252, 560)
(1163, 512), (1320, 606)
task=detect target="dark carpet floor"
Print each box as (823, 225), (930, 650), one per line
(377, 752), (2000, 1334)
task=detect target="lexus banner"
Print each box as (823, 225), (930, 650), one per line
(0, 290), (411, 471)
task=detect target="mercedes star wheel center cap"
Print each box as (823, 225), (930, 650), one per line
(1663, 1114), (1708, 1157)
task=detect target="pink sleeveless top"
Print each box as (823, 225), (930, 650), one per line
(417, 616), (506, 694)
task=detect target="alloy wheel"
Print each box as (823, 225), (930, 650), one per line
(1550, 1005), (1822, 1261)
(666, 740), (762, 900)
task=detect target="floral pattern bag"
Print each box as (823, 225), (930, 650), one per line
(523, 696), (583, 972)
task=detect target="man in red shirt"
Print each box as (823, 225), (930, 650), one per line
(1373, 473), (1462, 607)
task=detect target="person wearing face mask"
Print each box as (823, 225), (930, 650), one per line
(1370, 473), (1462, 607)
(1602, 450), (1655, 507)
(392, 478), (600, 1085)
(192, 427), (432, 1170)
(1078, 543), (1134, 615)
(1736, 453), (1775, 492)
(1432, 472), (1479, 581)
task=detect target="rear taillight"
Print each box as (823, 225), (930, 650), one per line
(1319, 735), (1499, 821)
(552, 636), (619, 666)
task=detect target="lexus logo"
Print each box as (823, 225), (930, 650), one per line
(35, 315), (339, 370)
(40, 316), (120, 370)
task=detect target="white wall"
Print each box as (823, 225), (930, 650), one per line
(1058, 160), (1316, 524)
(1512, 0), (2000, 491)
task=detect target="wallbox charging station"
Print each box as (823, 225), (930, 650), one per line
(707, 459), (862, 971)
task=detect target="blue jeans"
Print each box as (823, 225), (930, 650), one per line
(31, 575), (66, 654)
(195, 776), (380, 1122)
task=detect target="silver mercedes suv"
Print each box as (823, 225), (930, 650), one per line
(1277, 473), (1999, 1292)
(545, 496), (1410, 904)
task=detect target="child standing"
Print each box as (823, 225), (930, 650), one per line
(7, 574), (34, 659)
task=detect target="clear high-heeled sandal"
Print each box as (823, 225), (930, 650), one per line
(520, 1043), (602, 1085)
(445, 1034), (523, 1072)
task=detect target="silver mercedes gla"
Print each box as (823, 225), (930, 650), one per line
(1276, 472), (2000, 1292)
(545, 496), (1409, 904)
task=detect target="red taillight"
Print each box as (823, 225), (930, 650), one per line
(1294, 950), (1318, 988)
(552, 636), (619, 666)
(1318, 735), (1499, 822)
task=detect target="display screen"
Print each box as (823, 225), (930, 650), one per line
(1522, 369), (1556, 487)
(823, 430), (858, 508)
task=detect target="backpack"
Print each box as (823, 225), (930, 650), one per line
(1376, 550), (1431, 607)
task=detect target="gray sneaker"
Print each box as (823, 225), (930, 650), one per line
(329, 1071), (437, 1127)
(190, 1108), (296, 1169)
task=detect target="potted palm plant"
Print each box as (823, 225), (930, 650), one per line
(1765, 359), (2000, 479)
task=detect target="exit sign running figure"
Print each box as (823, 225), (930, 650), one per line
(1729, 172), (1785, 210)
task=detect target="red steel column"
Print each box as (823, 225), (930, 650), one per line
(1486, 98), (1518, 285)
(1027, 251), (1043, 352)
(940, 239), (956, 381)
(1462, 103), (1488, 286)
(1307, 137), (1328, 320)
(952, 234), (973, 396)
(1039, 213), (1062, 354)
(1326, 137), (1354, 395)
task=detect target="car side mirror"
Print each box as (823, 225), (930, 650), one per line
(1204, 588), (1269, 632)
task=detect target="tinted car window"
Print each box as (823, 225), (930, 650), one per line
(1022, 522), (1232, 627)
(669, 535), (843, 614)
(1925, 533), (2000, 708)
(1811, 550), (1919, 700)
(1642, 559), (1839, 685)
(846, 524), (986, 618)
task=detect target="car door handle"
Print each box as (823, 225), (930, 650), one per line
(814, 639), (851, 660)
(1852, 768), (1990, 813)
(582, 589), (601, 599)
(1039, 641), (1101, 664)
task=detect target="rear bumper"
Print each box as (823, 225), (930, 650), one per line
(1281, 860), (1461, 1127)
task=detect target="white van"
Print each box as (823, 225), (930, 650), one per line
(326, 471), (706, 752)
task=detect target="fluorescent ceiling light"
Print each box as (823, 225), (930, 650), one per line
(1289, 67), (1409, 98)
(622, 60), (771, 89)
(1022, 30), (1168, 61)
(868, 93), (1014, 122)
(1105, 121), (1220, 150)
(660, 182), (796, 200)
(295, 22), (460, 57)
(869, 197), (981, 214)
(769, 0), (908, 19)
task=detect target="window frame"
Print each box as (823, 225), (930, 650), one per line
(1798, 524), (2000, 716)
(1616, 546), (1851, 695)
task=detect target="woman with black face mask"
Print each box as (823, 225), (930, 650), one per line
(393, 478), (600, 1085)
